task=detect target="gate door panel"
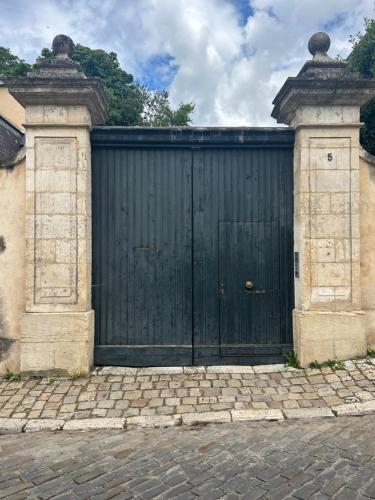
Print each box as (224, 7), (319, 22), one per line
(219, 221), (281, 357)
(93, 148), (193, 366)
(193, 148), (293, 365)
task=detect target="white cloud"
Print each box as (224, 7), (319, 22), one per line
(0, 0), (373, 125)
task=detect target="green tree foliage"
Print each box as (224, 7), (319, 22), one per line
(347, 17), (375, 154)
(0, 44), (194, 127)
(141, 88), (195, 127)
(0, 47), (31, 76)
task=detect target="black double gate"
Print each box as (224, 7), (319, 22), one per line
(92, 128), (294, 366)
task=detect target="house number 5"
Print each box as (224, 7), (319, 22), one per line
(327, 153), (333, 161)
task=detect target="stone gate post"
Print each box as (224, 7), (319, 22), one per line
(272, 33), (375, 366)
(7, 35), (108, 373)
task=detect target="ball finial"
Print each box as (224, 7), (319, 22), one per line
(52, 34), (75, 59)
(308, 32), (331, 57)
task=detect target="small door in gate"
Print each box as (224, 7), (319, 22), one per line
(218, 221), (282, 358)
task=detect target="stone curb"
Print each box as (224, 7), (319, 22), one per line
(1, 404), (374, 435)
(96, 364), (304, 376)
(282, 407), (334, 419)
(231, 409), (284, 421)
(63, 418), (125, 431)
(95, 358), (374, 377)
(332, 400), (375, 416)
(126, 415), (181, 428)
(24, 419), (64, 432)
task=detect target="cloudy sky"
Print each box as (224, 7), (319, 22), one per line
(0, 0), (373, 125)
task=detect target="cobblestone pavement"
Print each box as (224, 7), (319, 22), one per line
(0, 415), (375, 499)
(0, 359), (374, 425)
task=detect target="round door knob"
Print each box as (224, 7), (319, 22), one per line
(245, 280), (254, 289)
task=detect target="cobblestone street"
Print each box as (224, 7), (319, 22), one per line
(0, 359), (375, 428)
(0, 415), (374, 499)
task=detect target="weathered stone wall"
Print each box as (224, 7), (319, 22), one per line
(0, 159), (25, 374)
(291, 108), (367, 366)
(360, 152), (375, 347)
(19, 104), (94, 374)
(292, 107), (361, 312)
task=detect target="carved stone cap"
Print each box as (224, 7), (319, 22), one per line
(4, 35), (109, 125)
(298, 32), (347, 80)
(32, 34), (85, 79)
(6, 77), (109, 126)
(272, 32), (375, 125)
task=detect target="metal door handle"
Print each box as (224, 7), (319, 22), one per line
(244, 280), (254, 289)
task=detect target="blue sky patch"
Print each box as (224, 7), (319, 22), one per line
(323, 13), (348, 32)
(229, 0), (254, 25)
(139, 54), (178, 91)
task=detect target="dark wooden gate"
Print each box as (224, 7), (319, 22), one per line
(92, 128), (294, 366)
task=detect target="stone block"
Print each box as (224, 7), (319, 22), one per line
(42, 105), (68, 124)
(334, 340), (369, 360)
(0, 418), (27, 434)
(36, 193), (76, 215)
(24, 419), (64, 432)
(206, 366), (254, 374)
(35, 170), (76, 193)
(316, 239), (335, 263)
(335, 239), (351, 263)
(181, 411), (231, 425)
(316, 170), (350, 193)
(310, 287), (334, 302)
(330, 193), (350, 214)
(20, 311), (94, 374)
(283, 408), (334, 419)
(126, 415), (181, 427)
(293, 309), (367, 367)
(138, 367), (183, 375)
(253, 364), (285, 373)
(311, 263), (351, 287)
(63, 418), (125, 431)
(26, 105), (43, 123)
(67, 105), (91, 125)
(231, 409), (283, 421)
(310, 215), (350, 239)
(309, 193), (330, 214)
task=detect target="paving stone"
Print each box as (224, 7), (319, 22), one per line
(1, 358), (375, 431)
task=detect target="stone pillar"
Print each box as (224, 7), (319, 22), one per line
(7, 35), (108, 373)
(272, 32), (375, 366)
